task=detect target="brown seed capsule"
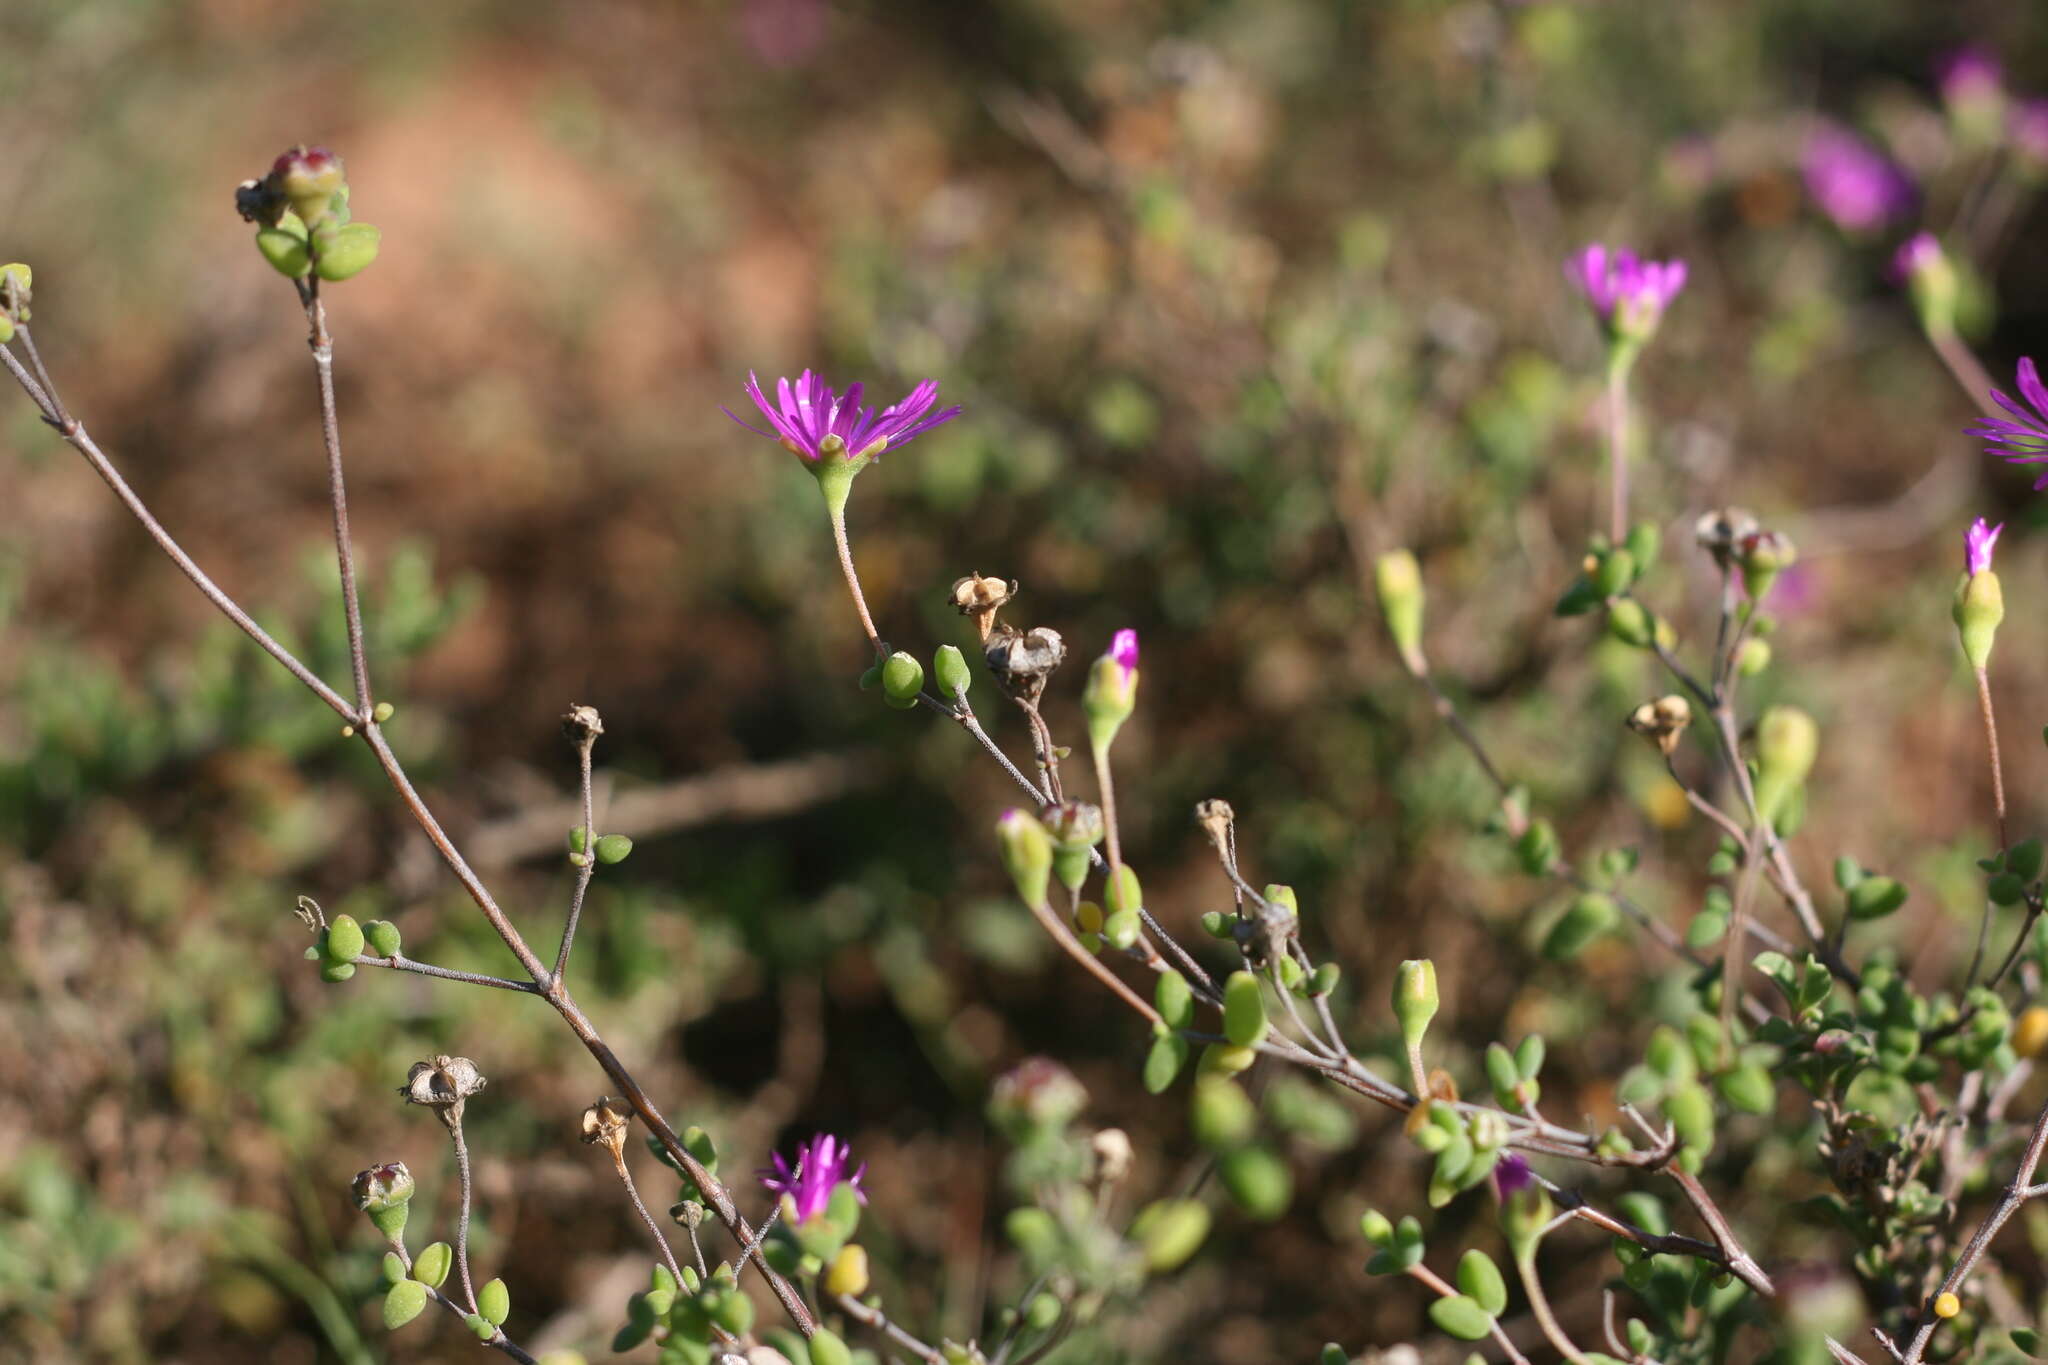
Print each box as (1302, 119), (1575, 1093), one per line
(1626, 694), (1694, 756)
(1092, 1127), (1134, 1184)
(562, 704), (605, 743)
(950, 572), (1018, 642)
(1694, 507), (1760, 568)
(580, 1096), (632, 1155)
(401, 1055), (487, 1124)
(984, 624), (1066, 703)
(1193, 799), (1235, 851)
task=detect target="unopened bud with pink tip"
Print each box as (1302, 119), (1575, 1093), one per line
(1083, 629), (1141, 748)
(1956, 517), (2005, 669)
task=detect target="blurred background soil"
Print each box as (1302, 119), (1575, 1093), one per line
(2, 1), (2047, 1360)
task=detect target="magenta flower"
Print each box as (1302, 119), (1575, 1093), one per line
(1937, 47), (2003, 106)
(1966, 518), (2003, 576)
(1109, 628), (1139, 677)
(1565, 244), (1687, 338)
(1971, 357), (2048, 488)
(1802, 127), (1914, 231)
(725, 370), (961, 465)
(759, 1133), (866, 1224)
(1493, 1152), (1535, 1198)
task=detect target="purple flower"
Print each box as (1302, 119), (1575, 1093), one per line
(725, 370), (961, 465)
(1889, 231), (1942, 283)
(1938, 47), (2003, 106)
(1802, 127), (1915, 232)
(759, 1133), (866, 1224)
(1970, 356), (2048, 488)
(1493, 1152), (1534, 1198)
(2013, 100), (2048, 164)
(1109, 628), (1140, 677)
(1565, 244), (1688, 337)
(1966, 518), (2003, 576)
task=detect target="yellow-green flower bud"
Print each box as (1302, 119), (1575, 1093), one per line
(1375, 550), (1426, 674)
(995, 809), (1054, 907)
(1082, 629), (1141, 747)
(1955, 570), (2004, 671)
(1753, 705), (1818, 829)
(1394, 959), (1439, 1052)
(824, 1244), (870, 1297)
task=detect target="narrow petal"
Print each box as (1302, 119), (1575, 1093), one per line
(2018, 357), (2048, 421)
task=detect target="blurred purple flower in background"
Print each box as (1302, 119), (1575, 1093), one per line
(2013, 100), (2048, 165)
(1565, 244), (1687, 337)
(1971, 357), (2048, 487)
(1802, 126), (1914, 231)
(1937, 47), (2003, 106)
(759, 1132), (866, 1223)
(1965, 517), (2003, 576)
(726, 370), (961, 465)
(1494, 1152), (1534, 1198)
(740, 0), (828, 70)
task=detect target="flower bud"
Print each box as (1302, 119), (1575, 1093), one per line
(1082, 629), (1140, 747)
(995, 809), (1054, 906)
(1738, 529), (1796, 602)
(1753, 706), (1818, 829)
(824, 1244), (870, 1297)
(1955, 518), (2005, 669)
(353, 1161), (415, 1240)
(1394, 959), (1439, 1052)
(272, 145), (346, 227)
(1046, 801), (1104, 891)
(989, 1056), (1087, 1135)
(881, 650), (924, 709)
(1375, 550), (1426, 674)
(1894, 232), (1959, 336)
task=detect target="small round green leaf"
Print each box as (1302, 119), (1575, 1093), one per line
(1223, 970), (1270, 1047)
(1428, 1294), (1496, 1341)
(477, 1277), (509, 1326)
(382, 1279), (429, 1330)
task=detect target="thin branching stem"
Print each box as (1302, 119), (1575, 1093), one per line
(1899, 1095), (2048, 1364)
(300, 282), (373, 719)
(609, 1145), (684, 1288)
(553, 729), (600, 984)
(836, 1293), (946, 1363)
